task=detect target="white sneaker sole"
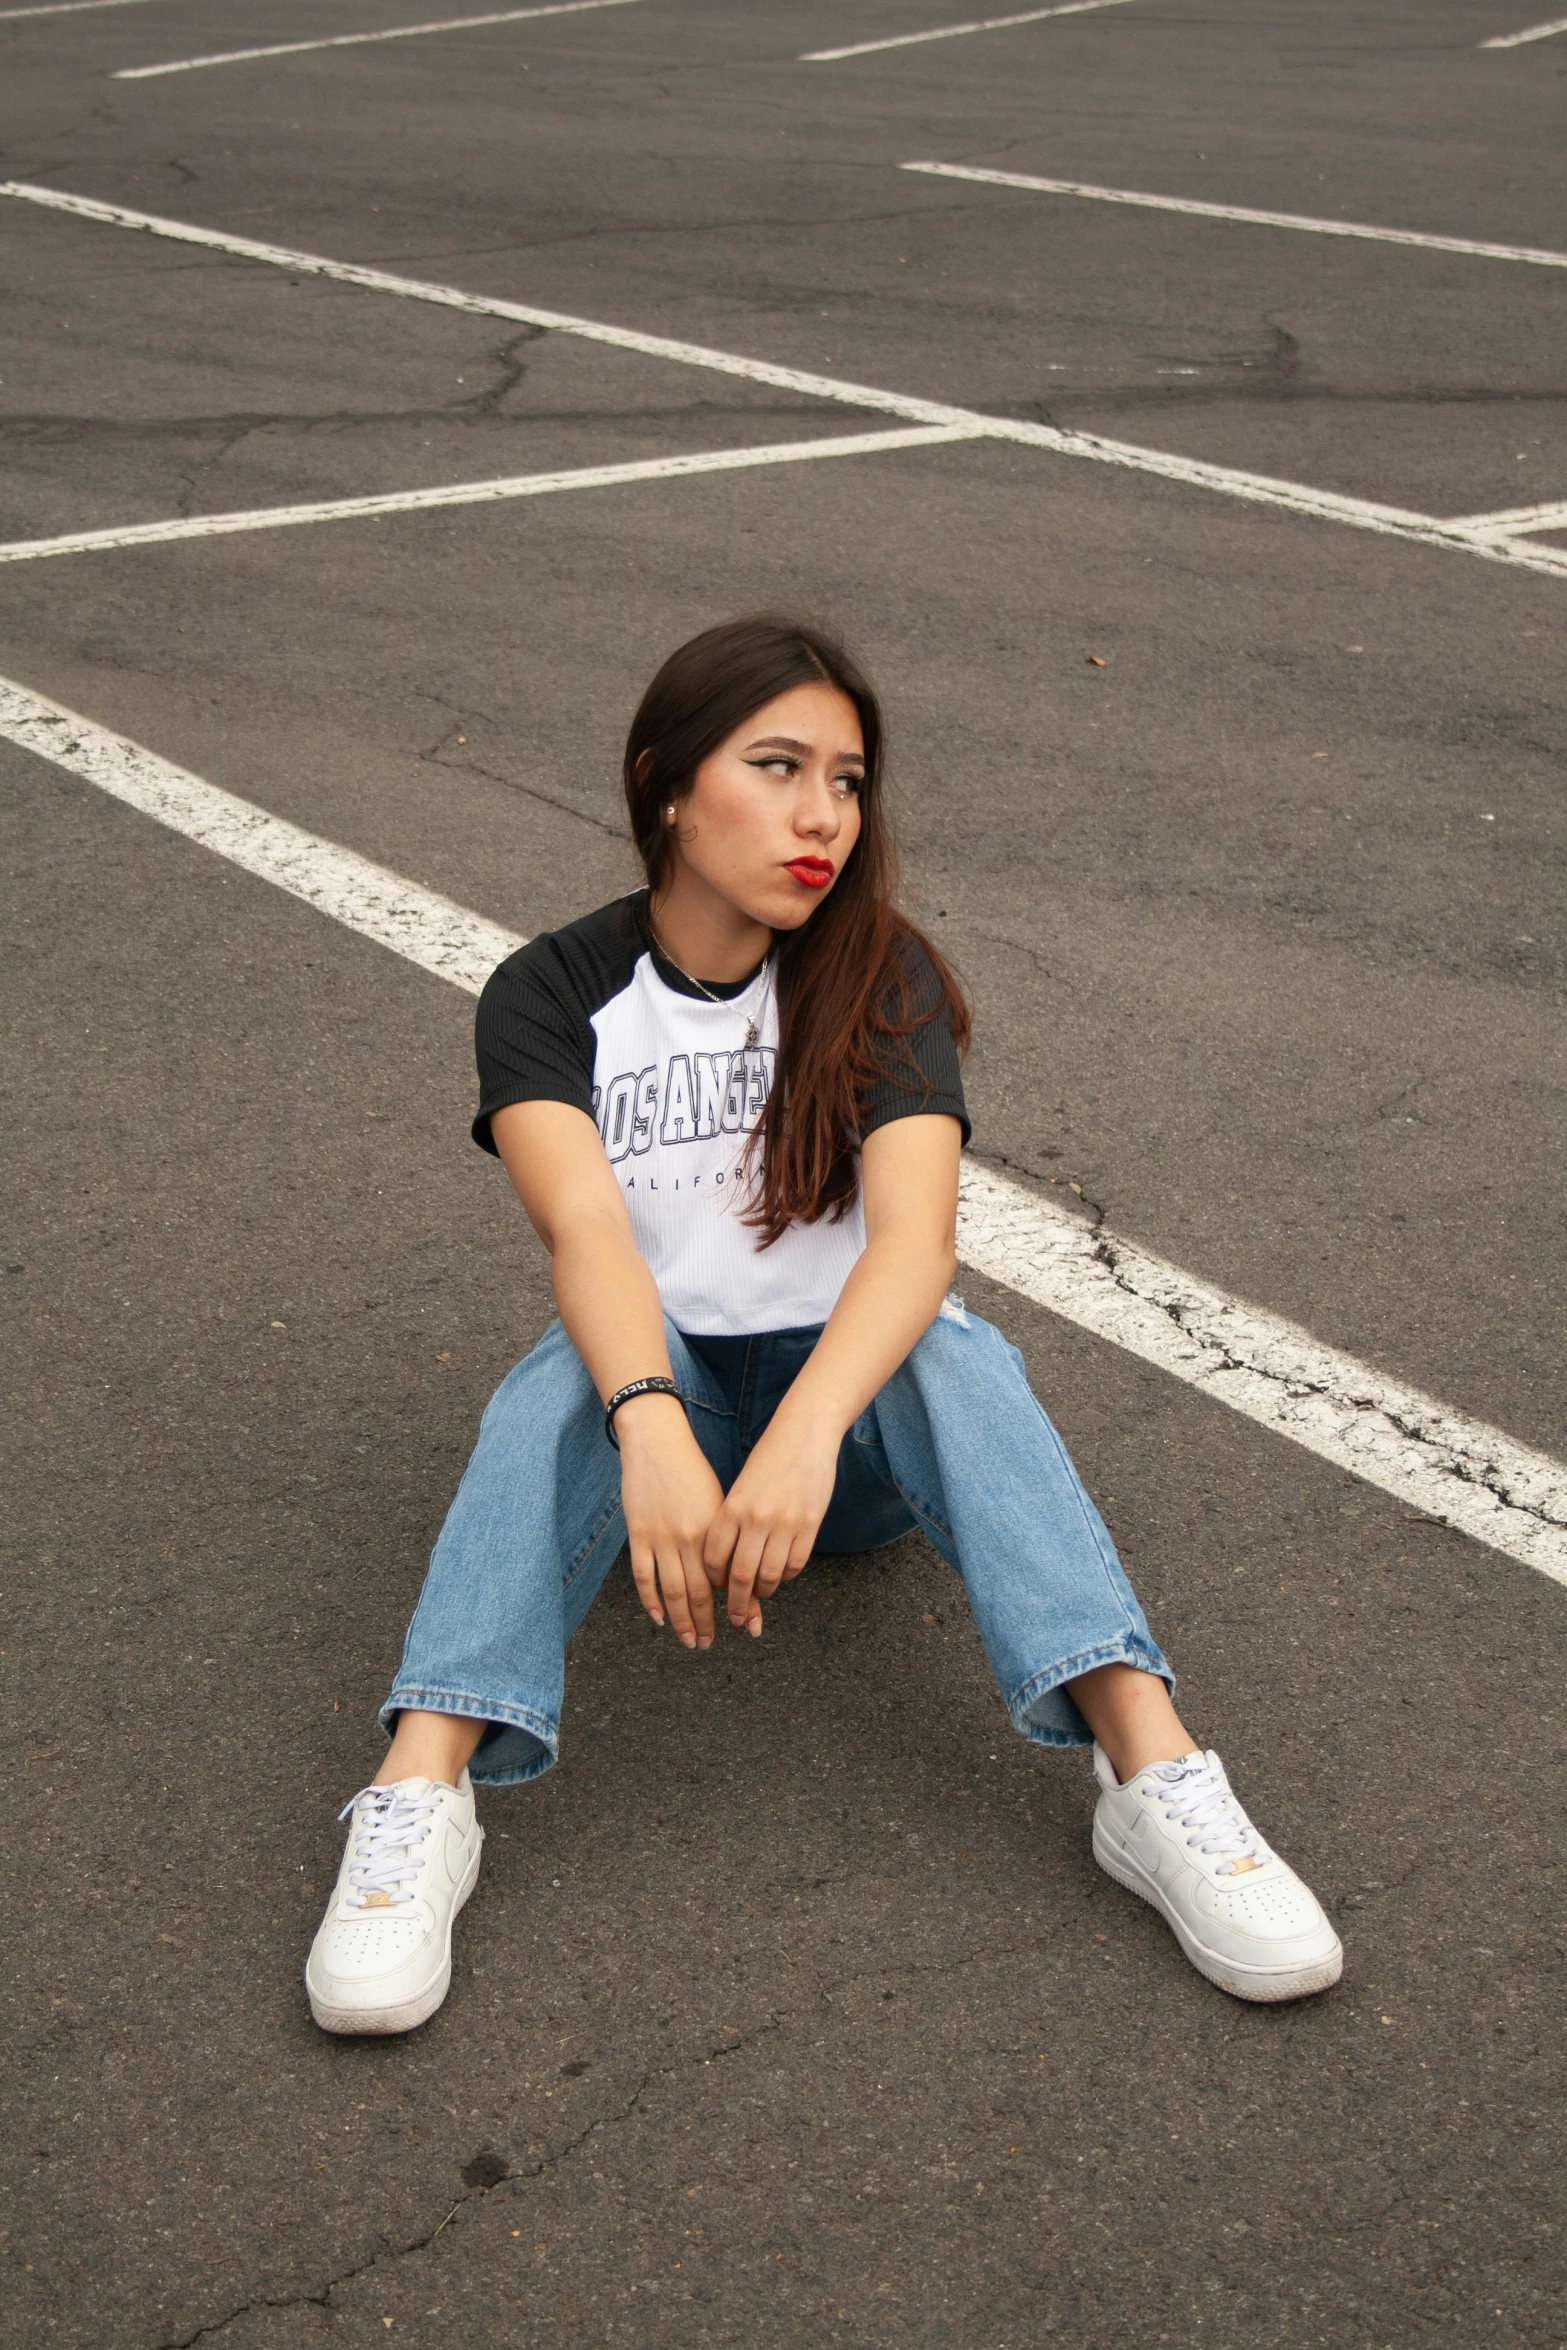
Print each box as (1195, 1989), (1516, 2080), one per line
(306, 1827), (485, 2036)
(1093, 1822), (1342, 2004)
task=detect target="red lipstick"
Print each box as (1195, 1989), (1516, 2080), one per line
(785, 857), (834, 890)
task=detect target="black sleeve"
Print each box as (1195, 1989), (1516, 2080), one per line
(859, 939), (971, 1148)
(472, 895), (649, 1154)
(472, 940), (596, 1154)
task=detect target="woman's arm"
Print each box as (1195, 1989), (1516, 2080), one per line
(489, 1100), (726, 1651)
(705, 1112), (963, 1631)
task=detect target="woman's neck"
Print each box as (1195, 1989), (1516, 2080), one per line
(648, 874), (772, 984)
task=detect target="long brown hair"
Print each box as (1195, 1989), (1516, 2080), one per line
(623, 613), (969, 1245)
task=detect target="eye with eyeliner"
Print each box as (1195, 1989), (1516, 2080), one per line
(746, 754), (861, 796)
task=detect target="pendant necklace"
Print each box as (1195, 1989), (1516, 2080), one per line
(648, 921), (771, 1051)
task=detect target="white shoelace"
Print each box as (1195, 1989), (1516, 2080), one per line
(1147, 1756), (1266, 1877)
(338, 1783), (441, 1907)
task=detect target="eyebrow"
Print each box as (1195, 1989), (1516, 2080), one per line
(745, 734), (865, 766)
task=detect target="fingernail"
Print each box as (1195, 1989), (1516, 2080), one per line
(698, 1636), (712, 1651)
(651, 1612), (664, 1626)
(748, 1618), (762, 1638)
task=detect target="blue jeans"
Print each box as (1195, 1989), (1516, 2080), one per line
(384, 1300), (1172, 1785)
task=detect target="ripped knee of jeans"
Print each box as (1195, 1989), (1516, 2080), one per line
(937, 1291), (969, 1328)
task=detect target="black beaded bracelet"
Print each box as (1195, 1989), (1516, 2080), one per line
(604, 1375), (680, 1449)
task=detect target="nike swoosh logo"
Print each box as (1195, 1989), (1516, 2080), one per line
(1130, 1813), (1176, 1886)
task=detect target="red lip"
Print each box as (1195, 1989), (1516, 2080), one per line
(785, 858), (834, 890)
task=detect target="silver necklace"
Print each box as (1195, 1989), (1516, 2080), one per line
(648, 921), (770, 1051)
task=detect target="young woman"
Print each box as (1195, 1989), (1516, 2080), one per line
(306, 614), (1342, 2034)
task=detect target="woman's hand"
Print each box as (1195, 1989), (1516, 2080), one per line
(701, 1116), (963, 1637)
(616, 1394), (727, 1651)
(704, 1409), (842, 1636)
(489, 1104), (728, 1652)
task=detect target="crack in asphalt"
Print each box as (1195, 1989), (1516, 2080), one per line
(966, 926), (1071, 986)
(151, 2018), (786, 2349)
(1044, 377), (1567, 418)
(0, 392), (826, 446)
(149, 1922), (1062, 2346)
(0, 394), (826, 444)
(413, 694), (628, 841)
(1086, 1231), (1565, 1537)
(365, 200), (955, 269)
(969, 1142), (1105, 1224)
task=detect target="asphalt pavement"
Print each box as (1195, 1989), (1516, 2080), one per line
(3, 2), (1564, 2344)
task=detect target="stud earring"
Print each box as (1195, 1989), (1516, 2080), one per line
(664, 803), (676, 822)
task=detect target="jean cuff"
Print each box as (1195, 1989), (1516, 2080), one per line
(380, 1686), (559, 1786)
(1007, 1638), (1175, 1750)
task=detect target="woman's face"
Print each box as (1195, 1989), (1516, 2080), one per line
(665, 681), (865, 932)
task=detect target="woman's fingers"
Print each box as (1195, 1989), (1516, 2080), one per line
(679, 1543), (716, 1648)
(702, 1504), (739, 1583)
(628, 1539), (664, 1628)
(648, 1539), (716, 1651)
(630, 1519), (727, 1651)
(724, 1523), (768, 1631)
(655, 1548), (701, 1650)
(617, 1427), (727, 1649)
(724, 1514), (817, 1626)
(752, 1528), (799, 1603)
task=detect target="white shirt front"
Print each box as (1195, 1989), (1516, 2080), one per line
(473, 893), (968, 1337)
(590, 951), (867, 1336)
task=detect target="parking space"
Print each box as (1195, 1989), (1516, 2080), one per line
(3, 2), (1564, 2344)
(0, 198), (896, 543)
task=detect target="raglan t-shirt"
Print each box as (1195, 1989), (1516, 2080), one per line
(472, 893), (969, 1337)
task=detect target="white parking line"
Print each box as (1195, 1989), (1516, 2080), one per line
(901, 160), (1567, 271)
(956, 1167), (1567, 1587)
(1481, 13), (1567, 44)
(0, 675), (516, 989)
(0, 429), (979, 565)
(802, 0), (1137, 63)
(5, 180), (1567, 585)
(0, 0), (205, 16)
(4, 672), (1563, 1582)
(113, 0), (641, 80)
(1447, 497), (1567, 536)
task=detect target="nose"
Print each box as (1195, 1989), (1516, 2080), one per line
(794, 769), (845, 840)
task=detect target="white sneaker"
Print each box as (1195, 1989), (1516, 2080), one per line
(305, 1773), (484, 2035)
(1092, 1745), (1343, 2003)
